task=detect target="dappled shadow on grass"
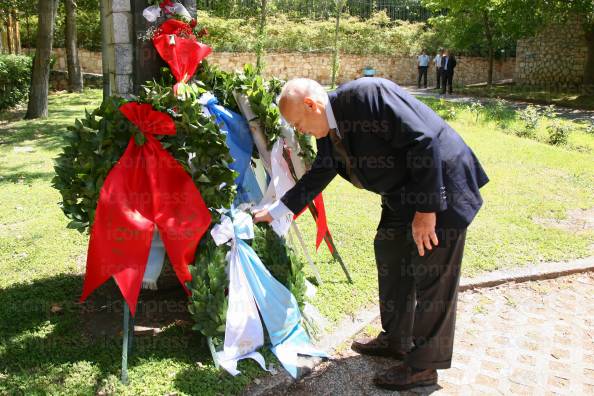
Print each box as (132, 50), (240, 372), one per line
(0, 118), (72, 151)
(0, 163), (54, 185)
(0, 90), (102, 150)
(0, 272), (233, 394)
(458, 83), (594, 111)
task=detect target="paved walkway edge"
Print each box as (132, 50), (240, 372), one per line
(459, 255), (594, 291)
(243, 255), (594, 395)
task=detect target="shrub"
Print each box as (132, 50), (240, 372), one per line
(585, 120), (594, 135)
(199, 10), (434, 55)
(516, 105), (539, 138)
(0, 54), (33, 111)
(547, 120), (571, 146)
(468, 101), (484, 123)
(543, 104), (557, 119)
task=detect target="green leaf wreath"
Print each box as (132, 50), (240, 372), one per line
(53, 64), (310, 345)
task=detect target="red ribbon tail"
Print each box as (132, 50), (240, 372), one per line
(313, 194), (333, 253)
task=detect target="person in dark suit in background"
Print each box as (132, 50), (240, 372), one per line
(253, 77), (489, 391)
(441, 49), (457, 95)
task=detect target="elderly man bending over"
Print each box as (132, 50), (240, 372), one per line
(254, 77), (489, 391)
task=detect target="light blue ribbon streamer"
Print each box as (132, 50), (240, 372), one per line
(215, 209), (328, 378)
(202, 97), (263, 205)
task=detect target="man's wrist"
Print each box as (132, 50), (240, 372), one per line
(268, 200), (294, 220)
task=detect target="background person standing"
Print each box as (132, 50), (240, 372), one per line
(441, 49), (457, 95)
(434, 49), (443, 90)
(417, 49), (430, 89)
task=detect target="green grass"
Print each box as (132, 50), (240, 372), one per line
(1, 90), (593, 394)
(456, 83), (594, 110)
(0, 91), (266, 395)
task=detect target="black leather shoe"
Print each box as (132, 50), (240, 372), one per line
(350, 332), (407, 359)
(373, 364), (438, 391)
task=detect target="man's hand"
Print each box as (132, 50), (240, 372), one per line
(253, 209), (273, 224)
(412, 212), (438, 257)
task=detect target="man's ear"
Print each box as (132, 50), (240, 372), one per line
(303, 97), (318, 113)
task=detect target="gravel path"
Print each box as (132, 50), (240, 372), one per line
(283, 272), (594, 395)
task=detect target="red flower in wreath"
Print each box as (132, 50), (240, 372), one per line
(156, 18), (194, 38)
(153, 19), (212, 93)
(159, 0), (175, 10)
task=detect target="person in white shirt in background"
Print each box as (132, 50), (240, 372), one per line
(434, 49), (443, 90)
(417, 49), (430, 89)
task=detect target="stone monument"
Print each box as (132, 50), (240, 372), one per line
(100, 0), (196, 97)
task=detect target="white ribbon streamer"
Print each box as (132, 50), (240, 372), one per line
(141, 228), (166, 290)
(211, 213), (269, 376)
(142, 2), (192, 23)
(253, 138), (295, 237)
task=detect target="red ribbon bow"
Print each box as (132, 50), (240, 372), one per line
(152, 19), (212, 94)
(80, 102), (212, 316)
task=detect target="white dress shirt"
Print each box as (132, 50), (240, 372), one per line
(418, 54), (430, 67)
(434, 55), (442, 68)
(268, 94), (338, 220)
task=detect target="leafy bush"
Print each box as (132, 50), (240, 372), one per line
(542, 104), (557, 119)
(547, 120), (571, 146)
(431, 98), (457, 120)
(21, 8), (435, 55)
(484, 97), (515, 130)
(0, 54), (33, 111)
(199, 10), (434, 55)
(516, 105), (539, 138)
(468, 101), (484, 123)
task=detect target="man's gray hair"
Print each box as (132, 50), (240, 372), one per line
(279, 78), (327, 104)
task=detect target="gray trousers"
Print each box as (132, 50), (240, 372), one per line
(374, 199), (467, 369)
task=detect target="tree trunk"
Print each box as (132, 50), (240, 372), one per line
(65, 0), (83, 92)
(25, 0), (59, 120)
(11, 9), (21, 54)
(255, 0), (267, 74)
(25, 14), (31, 48)
(583, 24), (594, 90)
(483, 11), (494, 86)
(331, 0), (345, 89)
(6, 15), (13, 54)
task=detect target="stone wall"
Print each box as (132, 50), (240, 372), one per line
(48, 48), (515, 87)
(52, 48), (103, 74)
(515, 15), (588, 86)
(50, 70), (103, 91)
(207, 52), (515, 86)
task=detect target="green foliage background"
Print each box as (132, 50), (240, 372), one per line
(0, 54), (32, 111)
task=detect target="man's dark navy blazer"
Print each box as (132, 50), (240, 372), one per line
(281, 78), (489, 230)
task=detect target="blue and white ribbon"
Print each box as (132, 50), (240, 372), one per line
(211, 209), (327, 377)
(199, 93), (263, 205)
